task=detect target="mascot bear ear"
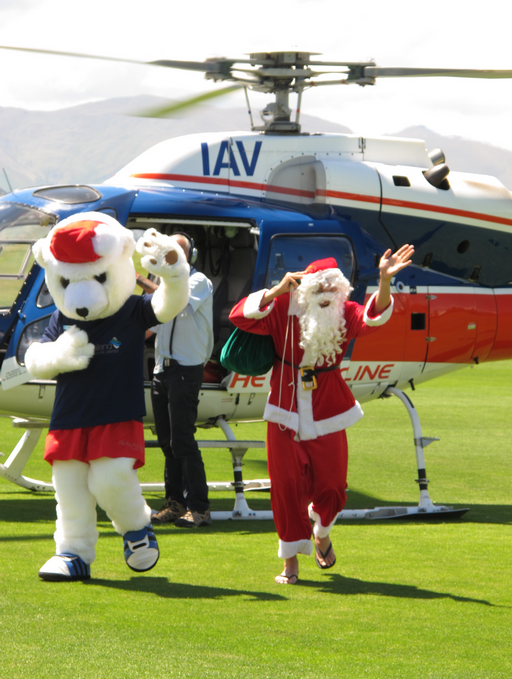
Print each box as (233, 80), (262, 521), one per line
(32, 238), (48, 268)
(92, 223), (136, 261)
(120, 230), (136, 259)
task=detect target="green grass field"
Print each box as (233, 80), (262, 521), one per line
(1, 361), (511, 678)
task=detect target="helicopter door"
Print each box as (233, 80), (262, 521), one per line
(395, 281), (429, 378)
(425, 286), (479, 367)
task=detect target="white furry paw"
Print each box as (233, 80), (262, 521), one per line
(25, 326), (94, 379)
(135, 229), (189, 280)
(55, 326), (95, 372)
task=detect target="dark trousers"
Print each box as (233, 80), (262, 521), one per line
(151, 364), (209, 513)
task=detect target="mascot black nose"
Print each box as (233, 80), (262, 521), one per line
(76, 307), (89, 318)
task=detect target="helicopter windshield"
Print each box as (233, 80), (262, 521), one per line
(265, 234), (355, 288)
(0, 203), (55, 311)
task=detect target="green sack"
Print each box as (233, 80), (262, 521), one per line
(220, 327), (275, 376)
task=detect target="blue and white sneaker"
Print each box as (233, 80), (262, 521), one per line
(123, 524), (159, 572)
(39, 553), (91, 582)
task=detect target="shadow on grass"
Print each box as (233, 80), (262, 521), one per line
(300, 573), (498, 607)
(343, 490), (512, 525)
(84, 575), (286, 601)
(0, 490), (510, 530)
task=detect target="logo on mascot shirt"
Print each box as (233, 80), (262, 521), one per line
(94, 337), (122, 355)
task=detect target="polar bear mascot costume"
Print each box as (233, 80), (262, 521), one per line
(25, 212), (190, 581)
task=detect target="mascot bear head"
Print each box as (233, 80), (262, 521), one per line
(33, 212), (137, 321)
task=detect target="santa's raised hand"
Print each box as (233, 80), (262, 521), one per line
(374, 244), (415, 313)
(379, 244), (415, 281)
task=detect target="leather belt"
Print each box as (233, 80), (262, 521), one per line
(278, 356), (339, 390)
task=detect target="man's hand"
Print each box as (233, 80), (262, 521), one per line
(260, 271), (305, 307)
(374, 244), (415, 314)
(379, 244), (415, 281)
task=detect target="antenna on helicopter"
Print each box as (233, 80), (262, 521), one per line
(2, 168), (13, 194)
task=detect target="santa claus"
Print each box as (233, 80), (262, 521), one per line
(229, 245), (414, 584)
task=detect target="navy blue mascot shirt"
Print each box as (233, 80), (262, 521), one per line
(41, 294), (158, 431)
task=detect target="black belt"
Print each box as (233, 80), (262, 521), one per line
(278, 356), (339, 391)
(163, 359), (205, 369)
(163, 358), (180, 368)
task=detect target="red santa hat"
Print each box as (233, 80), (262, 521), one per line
(49, 220), (103, 264)
(304, 257), (338, 274)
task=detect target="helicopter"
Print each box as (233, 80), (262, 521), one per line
(0, 48), (511, 520)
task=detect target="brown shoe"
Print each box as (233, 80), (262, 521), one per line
(151, 499), (187, 524)
(174, 509), (212, 527)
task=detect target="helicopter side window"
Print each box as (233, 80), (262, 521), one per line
(16, 315), (52, 366)
(383, 214), (512, 287)
(265, 234), (355, 289)
(0, 204), (55, 310)
(36, 281), (54, 308)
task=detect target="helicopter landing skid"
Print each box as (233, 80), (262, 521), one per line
(0, 417), (51, 491)
(1, 393), (468, 522)
(0, 415), (274, 519)
(336, 387), (469, 522)
(142, 417), (272, 519)
(202, 416), (273, 521)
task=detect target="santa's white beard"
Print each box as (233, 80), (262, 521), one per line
(299, 293), (346, 367)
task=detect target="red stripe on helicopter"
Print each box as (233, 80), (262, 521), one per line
(129, 173), (316, 199)
(319, 189), (512, 226)
(130, 174), (512, 226)
(317, 189), (380, 206)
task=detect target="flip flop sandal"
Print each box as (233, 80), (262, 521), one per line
(276, 573), (299, 585)
(315, 541), (336, 570)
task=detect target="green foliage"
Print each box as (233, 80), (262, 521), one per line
(1, 361), (511, 678)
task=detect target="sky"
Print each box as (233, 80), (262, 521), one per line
(0, 0), (511, 150)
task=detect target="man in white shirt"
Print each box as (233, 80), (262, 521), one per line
(136, 233), (214, 527)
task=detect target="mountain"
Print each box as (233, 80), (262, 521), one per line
(0, 97), (511, 192)
(390, 125), (512, 191)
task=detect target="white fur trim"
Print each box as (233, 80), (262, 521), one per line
(364, 291), (394, 326)
(278, 538), (313, 559)
(296, 378), (317, 441)
(308, 503), (337, 539)
(265, 393), (363, 440)
(308, 503), (319, 523)
(313, 402), (364, 438)
(264, 402), (299, 433)
(243, 290), (274, 319)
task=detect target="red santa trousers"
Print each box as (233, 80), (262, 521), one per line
(267, 422), (348, 549)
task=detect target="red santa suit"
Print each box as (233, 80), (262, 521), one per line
(229, 264), (393, 559)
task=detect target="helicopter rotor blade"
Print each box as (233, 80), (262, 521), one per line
(0, 44), (246, 76)
(0, 44), (145, 65)
(365, 67), (512, 79)
(134, 85), (243, 118)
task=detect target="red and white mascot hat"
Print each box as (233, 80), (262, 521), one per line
(32, 212), (137, 320)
